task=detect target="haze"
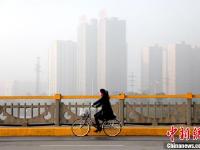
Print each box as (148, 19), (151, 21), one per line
(0, 0), (200, 93)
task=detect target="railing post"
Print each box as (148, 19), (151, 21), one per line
(119, 93), (126, 126)
(54, 93), (61, 126)
(186, 93), (193, 125)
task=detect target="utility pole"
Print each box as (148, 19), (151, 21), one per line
(35, 57), (41, 95)
(128, 72), (135, 94)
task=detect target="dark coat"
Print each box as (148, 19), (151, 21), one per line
(93, 94), (116, 120)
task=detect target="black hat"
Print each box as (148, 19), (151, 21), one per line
(100, 89), (109, 96)
(100, 89), (106, 94)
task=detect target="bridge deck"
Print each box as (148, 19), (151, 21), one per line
(0, 136), (169, 150)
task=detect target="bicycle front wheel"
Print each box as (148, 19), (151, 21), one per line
(103, 119), (122, 137)
(71, 118), (90, 136)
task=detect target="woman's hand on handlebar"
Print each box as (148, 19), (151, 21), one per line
(91, 103), (96, 108)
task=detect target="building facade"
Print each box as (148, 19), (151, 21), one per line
(97, 17), (127, 94)
(77, 19), (97, 95)
(48, 40), (77, 95)
(167, 42), (200, 94)
(141, 45), (164, 94)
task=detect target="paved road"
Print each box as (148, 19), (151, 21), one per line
(0, 136), (170, 150)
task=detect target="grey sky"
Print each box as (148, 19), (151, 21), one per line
(0, 0), (200, 91)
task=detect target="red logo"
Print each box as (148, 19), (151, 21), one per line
(166, 126), (200, 142)
(179, 127), (190, 141)
(166, 126), (178, 142)
(193, 127), (200, 140)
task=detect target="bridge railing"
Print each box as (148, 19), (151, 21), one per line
(0, 93), (200, 126)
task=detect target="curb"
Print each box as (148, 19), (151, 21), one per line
(0, 126), (173, 136)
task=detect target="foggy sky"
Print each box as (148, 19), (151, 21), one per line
(0, 0), (200, 92)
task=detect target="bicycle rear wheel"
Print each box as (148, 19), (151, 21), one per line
(71, 118), (90, 136)
(103, 119), (122, 136)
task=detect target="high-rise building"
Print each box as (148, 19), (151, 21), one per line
(97, 17), (127, 94)
(0, 81), (4, 95)
(190, 46), (200, 94)
(167, 42), (200, 94)
(77, 19), (97, 95)
(48, 40), (77, 95)
(141, 47), (149, 93)
(141, 45), (164, 93)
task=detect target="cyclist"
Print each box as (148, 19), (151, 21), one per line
(92, 89), (116, 132)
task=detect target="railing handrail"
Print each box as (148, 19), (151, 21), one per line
(0, 92), (198, 126)
(0, 92), (198, 100)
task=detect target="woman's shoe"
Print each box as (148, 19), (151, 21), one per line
(94, 127), (102, 132)
(94, 129), (100, 133)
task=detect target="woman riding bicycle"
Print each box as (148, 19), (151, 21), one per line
(92, 89), (116, 132)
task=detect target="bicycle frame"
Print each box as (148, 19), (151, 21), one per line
(80, 106), (104, 128)
(72, 105), (122, 136)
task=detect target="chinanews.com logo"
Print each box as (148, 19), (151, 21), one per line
(165, 126), (200, 149)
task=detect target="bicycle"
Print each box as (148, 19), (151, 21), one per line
(71, 105), (122, 137)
